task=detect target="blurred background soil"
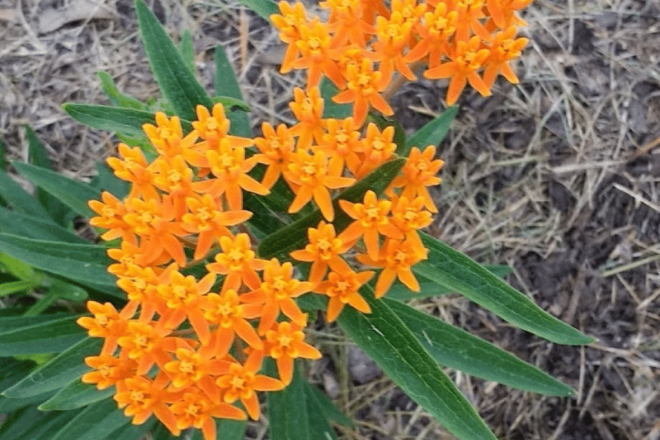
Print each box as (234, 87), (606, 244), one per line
(1, 0), (659, 438)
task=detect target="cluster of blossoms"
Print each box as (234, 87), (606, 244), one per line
(79, 96), (443, 438)
(272, 0), (531, 123)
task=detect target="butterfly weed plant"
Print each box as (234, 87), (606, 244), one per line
(0, 0), (594, 439)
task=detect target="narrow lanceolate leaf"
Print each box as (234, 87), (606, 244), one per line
(13, 162), (100, 218)
(214, 45), (252, 137)
(385, 265), (512, 301)
(0, 279), (38, 297)
(401, 106), (458, 157)
(0, 314), (86, 355)
(25, 126), (72, 225)
(4, 337), (102, 398)
(267, 362), (311, 440)
(415, 233), (595, 345)
(63, 103), (158, 139)
(258, 158), (406, 259)
(215, 420), (248, 440)
(0, 405), (71, 440)
(135, 0), (213, 121)
(337, 285), (498, 440)
(0, 206), (87, 243)
(236, 0), (279, 21)
(304, 386), (338, 440)
(0, 234), (120, 296)
(303, 382), (354, 427)
(97, 71), (145, 109)
(387, 299), (576, 396)
(0, 169), (51, 218)
(40, 380), (114, 411)
(51, 397), (131, 440)
(178, 29), (196, 73)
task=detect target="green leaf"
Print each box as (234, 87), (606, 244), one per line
(258, 158), (406, 259)
(0, 314), (86, 355)
(387, 299), (576, 396)
(0, 206), (87, 243)
(0, 359), (55, 412)
(235, 0), (279, 21)
(320, 78), (352, 119)
(0, 252), (39, 282)
(0, 405), (71, 439)
(415, 233), (595, 345)
(337, 285), (498, 440)
(98, 71), (145, 109)
(215, 419), (248, 440)
(13, 161), (101, 218)
(0, 169), (51, 218)
(303, 381), (354, 427)
(40, 380), (114, 411)
(4, 337), (102, 398)
(0, 279), (37, 297)
(51, 397), (131, 440)
(211, 95), (251, 113)
(63, 103), (158, 139)
(385, 264), (511, 301)
(0, 234), (120, 296)
(402, 106), (458, 157)
(135, 0), (213, 122)
(304, 385), (338, 440)
(214, 44), (252, 137)
(178, 29), (196, 73)
(267, 361), (310, 440)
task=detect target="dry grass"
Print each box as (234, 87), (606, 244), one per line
(1, 0), (659, 439)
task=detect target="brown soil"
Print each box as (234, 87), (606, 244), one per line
(1, 0), (659, 439)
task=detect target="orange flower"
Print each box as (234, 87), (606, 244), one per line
(289, 87), (325, 149)
(271, 2), (309, 72)
(482, 26), (528, 88)
(123, 196), (189, 265)
(116, 320), (179, 375)
(284, 149), (355, 221)
(424, 36), (491, 105)
(389, 145), (444, 212)
(292, 21), (344, 88)
(143, 112), (199, 161)
(206, 233), (267, 291)
(170, 387), (246, 440)
(77, 301), (133, 355)
(193, 104), (254, 151)
(164, 348), (230, 393)
(202, 288), (264, 356)
(181, 195), (252, 260)
(240, 258), (312, 333)
(254, 122), (295, 190)
(82, 354), (137, 390)
(454, 0), (491, 41)
(265, 321), (322, 385)
(156, 270), (217, 345)
(390, 195), (433, 245)
(313, 267), (373, 321)
(339, 190), (403, 260)
(107, 143), (157, 200)
(333, 58), (393, 128)
(151, 156), (194, 219)
(371, 12), (416, 87)
(192, 139), (269, 210)
(107, 240), (148, 277)
(89, 191), (133, 243)
(406, 3), (458, 68)
(116, 266), (165, 321)
(486, 0), (531, 29)
(114, 373), (180, 435)
(357, 237), (427, 297)
(215, 350), (284, 420)
(357, 123), (398, 177)
(290, 221), (353, 285)
(316, 117), (363, 176)
(320, 0), (374, 48)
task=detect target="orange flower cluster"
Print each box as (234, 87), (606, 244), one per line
(272, 0), (531, 121)
(82, 95), (444, 436)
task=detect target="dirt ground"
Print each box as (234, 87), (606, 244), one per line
(1, 0), (659, 439)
